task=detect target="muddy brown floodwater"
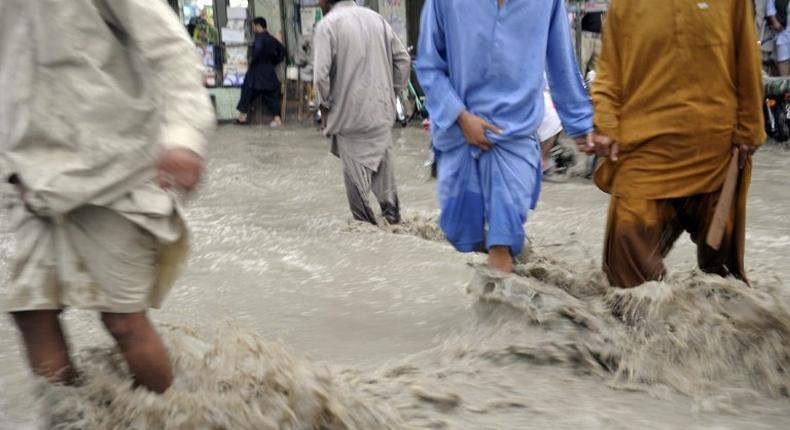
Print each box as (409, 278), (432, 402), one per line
(1, 125), (789, 429)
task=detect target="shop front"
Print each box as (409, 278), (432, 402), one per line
(167, 0), (410, 121)
(167, 0), (285, 120)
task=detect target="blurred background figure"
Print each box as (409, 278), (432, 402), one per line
(754, 0), (776, 74)
(236, 17), (286, 127)
(579, 10), (604, 77)
(538, 88), (564, 178)
(0, 0), (215, 393)
(768, 0), (790, 76)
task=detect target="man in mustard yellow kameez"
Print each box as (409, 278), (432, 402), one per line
(589, 0), (766, 288)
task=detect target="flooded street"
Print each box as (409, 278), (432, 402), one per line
(2, 124), (790, 429)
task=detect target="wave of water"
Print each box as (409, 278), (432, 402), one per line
(35, 218), (790, 429)
(39, 323), (401, 429)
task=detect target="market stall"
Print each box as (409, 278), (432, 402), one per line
(168, 0), (287, 120)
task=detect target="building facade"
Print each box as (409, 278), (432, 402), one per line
(167, 0), (415, 120)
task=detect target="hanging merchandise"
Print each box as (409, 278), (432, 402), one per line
(194, 43), (217, 87)
(171, 1), (220, 87)
(222, 7), (250, 87)
(223, 46), (249, 86)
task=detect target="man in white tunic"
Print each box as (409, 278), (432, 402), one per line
(0, 0), (215, 393)
(313, 0), (410, 225)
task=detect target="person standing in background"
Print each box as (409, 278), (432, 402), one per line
(580, 11), (604, 77)
(755, 0), (767, 35)
(768, 0), (790, 76)
(0, 0), (215, 393)
(236, 17), (286, 126)
(313, 0), (410, 225)
(755, 0), (776, 71)
(538, 88), (565, 178)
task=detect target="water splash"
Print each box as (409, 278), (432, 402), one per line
(34, 218), (790, 428)
(40, 324), (401, 430)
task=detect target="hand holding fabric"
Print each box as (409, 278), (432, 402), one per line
(457, 111), (502, 151)
(772, 17), (784, 33)
(591, 133), (620, 162)
(738, 143), (757, 169)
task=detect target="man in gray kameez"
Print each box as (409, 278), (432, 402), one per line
(0, 0), (215, 393)
(313, 0), (410, 225)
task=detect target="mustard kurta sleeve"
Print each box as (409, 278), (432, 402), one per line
(591, 0), (623, 145)
(733, 0), (767, 147)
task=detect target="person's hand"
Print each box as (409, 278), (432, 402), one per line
(591, 132), (620, 162)
(156, 148), (204, 193)
(574, 133), (595, 154)
(457, 111), (502, 151)
(737, 143), (757, 169)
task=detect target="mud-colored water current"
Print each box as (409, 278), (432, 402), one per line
(1, 126), (789, 429)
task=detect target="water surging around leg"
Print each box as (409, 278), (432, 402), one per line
(40, 325), (401, 429)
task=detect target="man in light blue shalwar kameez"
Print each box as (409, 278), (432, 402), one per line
(416, 0), (594, 272)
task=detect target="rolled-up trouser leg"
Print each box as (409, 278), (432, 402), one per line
(371, 149), (400, 224)
(478, 140), (541, 257)
(339, 149), (378, 225)
(436, 145), (485, 253)
(674, 190), (747, 283)
(603, 196), (683, 288)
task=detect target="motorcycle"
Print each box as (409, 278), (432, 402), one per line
(764, 93), (790, 142)
(764, 76), (790, 142)
(396, 46), (430, 128)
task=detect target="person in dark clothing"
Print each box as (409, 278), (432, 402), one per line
(581, 11), (604, 33)
(580, 11), (604, 76)
(236, 17), (286, 126)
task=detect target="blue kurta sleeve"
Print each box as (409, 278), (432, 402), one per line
(416, 0), (466, 130)
(545, 0), (594, 137)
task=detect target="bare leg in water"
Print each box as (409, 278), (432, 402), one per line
(13, 310), (77, 385)
(489, 245), (514, 273)
(13, 310), (172, 393)
(540, 133), (560, 173)
(101, 312), (173, 394)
